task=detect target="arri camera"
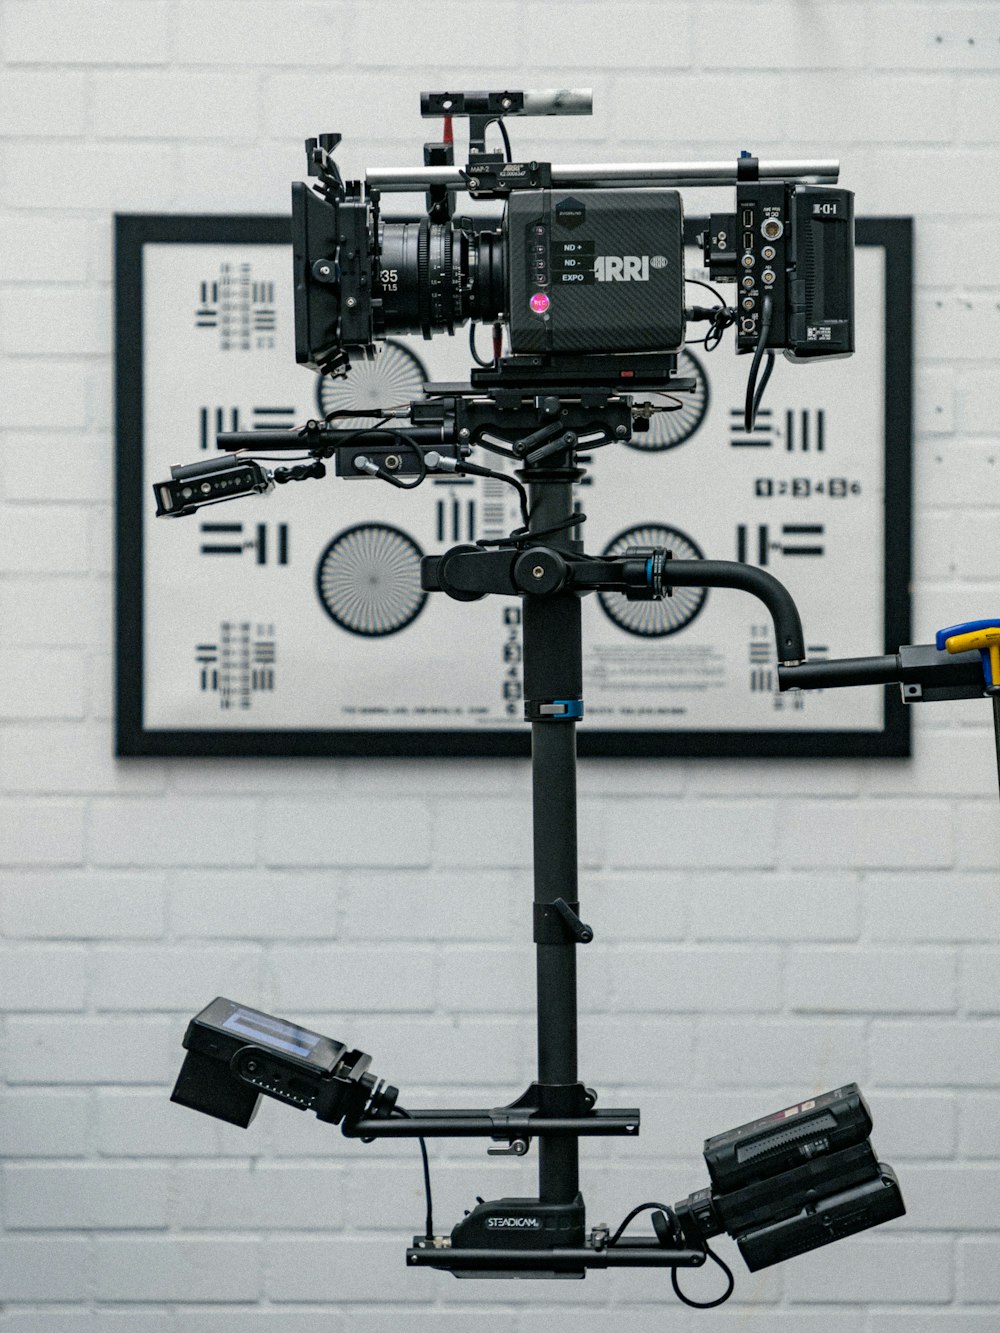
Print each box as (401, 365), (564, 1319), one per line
(293, 87), (853, 384)
(156, 87), (857, 520)
(155, 87), (978, 1306)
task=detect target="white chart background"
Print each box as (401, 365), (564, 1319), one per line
(142, 236), (887, 737)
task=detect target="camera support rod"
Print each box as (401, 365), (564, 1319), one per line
(414, 439), (814, 1214)
(166, 406), (941, 1278)
(367, 159), (840, 192)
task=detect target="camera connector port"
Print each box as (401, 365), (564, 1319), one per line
(761, 217), (784, 241)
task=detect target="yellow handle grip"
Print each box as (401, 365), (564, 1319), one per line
(943, 629), (1000, 688)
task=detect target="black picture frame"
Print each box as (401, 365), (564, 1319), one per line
(115, 214), (913, 759)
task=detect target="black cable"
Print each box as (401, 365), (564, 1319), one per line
(480, 511), (586, 548)
(483, 469), (529, 528)
(238, 411), (410, 463)
(474, 437), (517, 460)
(317, 414), (393, 453)
(493, 117), (512, 162)
(607, 1201), (735, 1310)
(449, 459), (529, 528)
(684, 276), (728, 308)
(416, 1137), (433, 1239)
(395, 1108), (433, 1240)
(311, 417), (428, 490)
(706, 311), (736, 352)
(752, 348), (775, 420)
(743, 293), (774, 433)
(469, 322), (492, 367)
(671, 1244), (735, 1309)
(683, 282), (736, 351)
(686, 324), (730, 350)
(608, 1201), (672, 1248)
(378, 432), (427, 490)
(523, 512), (586, 541)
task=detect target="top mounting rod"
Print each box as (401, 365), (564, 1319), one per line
(366, 159), (841, 192)
(421, 88), (593, 118)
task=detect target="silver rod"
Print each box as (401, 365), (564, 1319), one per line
(520, 88), (593, 116)
(553, 159), (839, 185)
(366, 159), (840, 192)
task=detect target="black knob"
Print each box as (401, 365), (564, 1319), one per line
(513, 548), (568, 595)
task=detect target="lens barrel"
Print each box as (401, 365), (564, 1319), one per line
(377, 218), (503, 339)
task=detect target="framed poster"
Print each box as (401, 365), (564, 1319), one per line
(116, 213), (912, 758)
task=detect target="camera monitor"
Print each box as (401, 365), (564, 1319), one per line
(170, 997), (391, 1129)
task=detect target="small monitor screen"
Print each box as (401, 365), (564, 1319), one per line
(221, 1007), (321, 1060)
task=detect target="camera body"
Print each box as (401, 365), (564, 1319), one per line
(505, 186), (685, 355)
(293, 173), (685, 373)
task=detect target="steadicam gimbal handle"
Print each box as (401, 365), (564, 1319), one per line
(778, 643), (984, 698)
(423, 547), (807, 668)
(660, 560), (805, 664)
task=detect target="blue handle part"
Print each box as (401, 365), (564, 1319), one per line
(935, 619), (1000, 688)
(935, 619), (1000, 651)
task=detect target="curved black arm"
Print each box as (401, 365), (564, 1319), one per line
(666, 561), (805, 664)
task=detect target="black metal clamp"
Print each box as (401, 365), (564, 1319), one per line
(342, 1081), (637, 1143)
(535, 898), (593, 945)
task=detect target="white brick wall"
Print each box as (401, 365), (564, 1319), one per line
(1, 0), (999, 1324)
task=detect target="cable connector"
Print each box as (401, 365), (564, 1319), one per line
(425, 451), (459, 473)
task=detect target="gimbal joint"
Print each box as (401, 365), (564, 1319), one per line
(513, 547), (569, 595)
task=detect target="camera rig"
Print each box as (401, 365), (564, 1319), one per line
(159, 89), (998, 1300)
(290, 87), (852, 431)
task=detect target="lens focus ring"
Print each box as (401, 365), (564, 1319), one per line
(377, 217), (504, 339)
(416, 218), (431, 339)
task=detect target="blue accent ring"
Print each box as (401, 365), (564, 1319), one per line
(553, 699), (584, 720)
